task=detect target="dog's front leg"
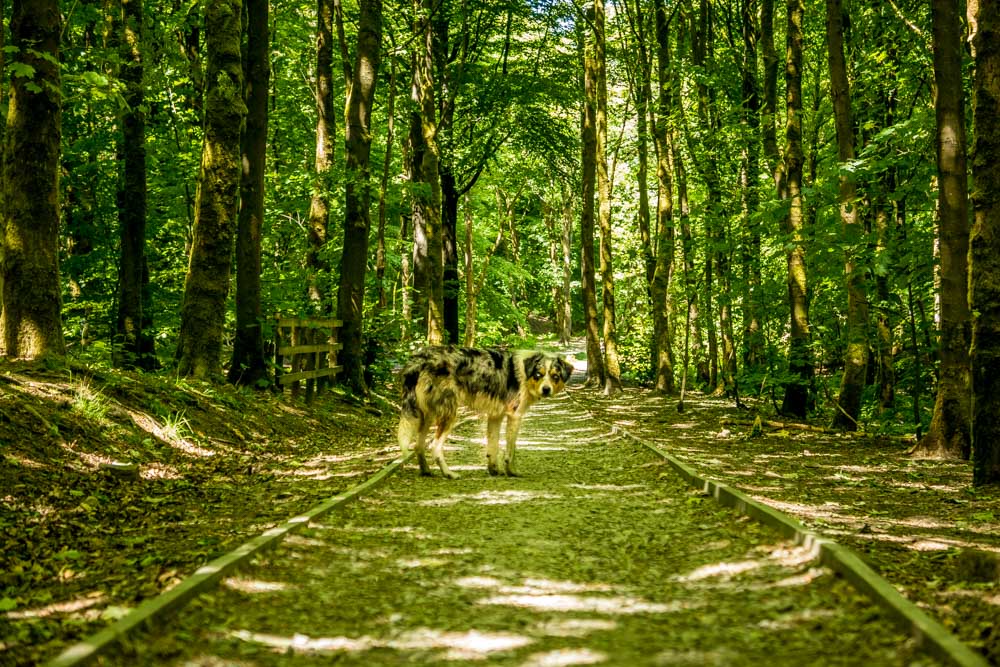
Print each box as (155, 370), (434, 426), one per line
(504, 415), (522, 476)
(486, 416), (503, 476)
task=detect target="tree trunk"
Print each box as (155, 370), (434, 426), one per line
(375, 55), (398, 311)
(914, 0), (971, 458)
(595, 0), (622, 395)
(441, 170), (461, 344)
(336, 0), (381, 393)
(307, 0), (335, 308)
(406, 50), (427, 330)
(827, 0), (868, 430)
(740, 0), (764, 371)
(560, 186), (573, 344)
(780, 0), (813, 417)
(969, 0), (1000, 484)
(414, 0), (445, 344)
(228, 0), (269, 386)
(580, 11), (605, 387)
(760, 0), (780, 185)
(114, 0), (155, 370)
(1, 0), (64, 360)
(650, 0), (675, 394)
(176, 0), (244, 379)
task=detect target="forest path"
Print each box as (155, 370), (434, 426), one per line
(105, 384), (933, 666)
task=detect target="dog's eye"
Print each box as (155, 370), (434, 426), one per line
(532, 371), (544, 380)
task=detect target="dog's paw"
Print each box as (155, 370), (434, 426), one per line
(420, 469), (434, 477)
(444, 471), (461, 480)
(487, 463), (500, 476)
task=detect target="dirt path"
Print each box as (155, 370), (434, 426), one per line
(101, 386), (937, 666)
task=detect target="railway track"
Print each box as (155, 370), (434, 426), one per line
(50, 383), (980, 666)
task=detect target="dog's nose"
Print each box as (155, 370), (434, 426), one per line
(542, 386), (551, 397)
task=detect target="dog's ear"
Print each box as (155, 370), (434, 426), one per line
(522, 352), (544, 378)
(556, 357), (573, 382)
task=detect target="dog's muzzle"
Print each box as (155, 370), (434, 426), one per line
(542, 385), (552, 397)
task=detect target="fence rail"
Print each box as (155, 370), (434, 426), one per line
(273, 314), (343, 401)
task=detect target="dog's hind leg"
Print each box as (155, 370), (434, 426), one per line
(398, 413), (432, 476)
(503, 415), (523, 476)
(430, 420), (459, 479)
(413, 424), (432, 476)
(485, 416), (502, 476)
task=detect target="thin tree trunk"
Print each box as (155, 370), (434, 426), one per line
(780, 0), (813, 417)
(337, 0), (382, 392)
(969, 0), (1000, 485)
(560, 185), (573, 343)
(376, 55), (398, 311)
(406, 49), (427, 330)
(595, 0), (622, 395)
(827, 0), (868, 430)
(580, 10), (605, 387)
(114, 0), (155, 370)
(1, 0), (64, 359)
(760, 0), (780, 185)
(740, 0), (764, 371)
(914, 0), (971, 459)
(176, 0), (245, 378)
(650, 0), (675, 394)
(307, 0), (335, 308)
(228, 0), (269, 386)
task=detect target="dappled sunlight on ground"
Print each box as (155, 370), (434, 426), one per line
(222, 577), (289, 594)
(419, 489), (562, 506)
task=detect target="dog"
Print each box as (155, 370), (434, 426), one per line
(397, 347), (573, 478)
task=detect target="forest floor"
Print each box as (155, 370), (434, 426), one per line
(0, 350), (998, 665)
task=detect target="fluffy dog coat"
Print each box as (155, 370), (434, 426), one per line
(397, 347), (573, 478)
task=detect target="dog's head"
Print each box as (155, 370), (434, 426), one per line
(523, 352), (574, 399)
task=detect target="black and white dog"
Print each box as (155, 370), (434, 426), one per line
(397, 347), (573, 478)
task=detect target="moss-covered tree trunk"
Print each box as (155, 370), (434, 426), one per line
(307, 0), (335, 308)
(595, 0), (622, 396)
(827, 0), (868, 430)
(414, 0), (444, 344)
(1, 0), (65, 360)
(175, 0), (245, 379)
(780, 0), (813, 418)
(580, 12), (605, 387)
(970, 0), (1000, 485)
(114, 0), (155, 370)
(375, 56), (397, 311)
(914, 0), (971, 458)
(228, 0), (269, 386)
(337, 0), (382, 393)
(740, 0), (764, 371)
(650, 0), (675, 395)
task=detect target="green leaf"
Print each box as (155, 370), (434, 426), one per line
(9, 62), (34, 79)
(0, 597), (17, 612)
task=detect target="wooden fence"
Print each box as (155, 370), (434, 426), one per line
(273, 314), (343, 402)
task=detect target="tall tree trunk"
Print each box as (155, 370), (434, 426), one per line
(580, 11), (605, 387)
(740, 0), (764, 371)
(760, 0), (781, 186)
(375, 55), (397, 311)
(228, 0), (269, 386)
(337, 0), (381, 393)
(914, 0), (971, 458)
(406, 50), (427, 330)
(415, 0), (445, 344)
(176, 0), (245, 378)
(780, 0), (813, 417)
(827, 0), (868, 430)
(1, 0), (65, 359)
(595, 0), (622, 395)
(970, 0), (1000, 485)
(114, 0), (155, 370)
(307, 0), (335, 308)
(560, 185), (573, 343)
(650, 0), (674, 394)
